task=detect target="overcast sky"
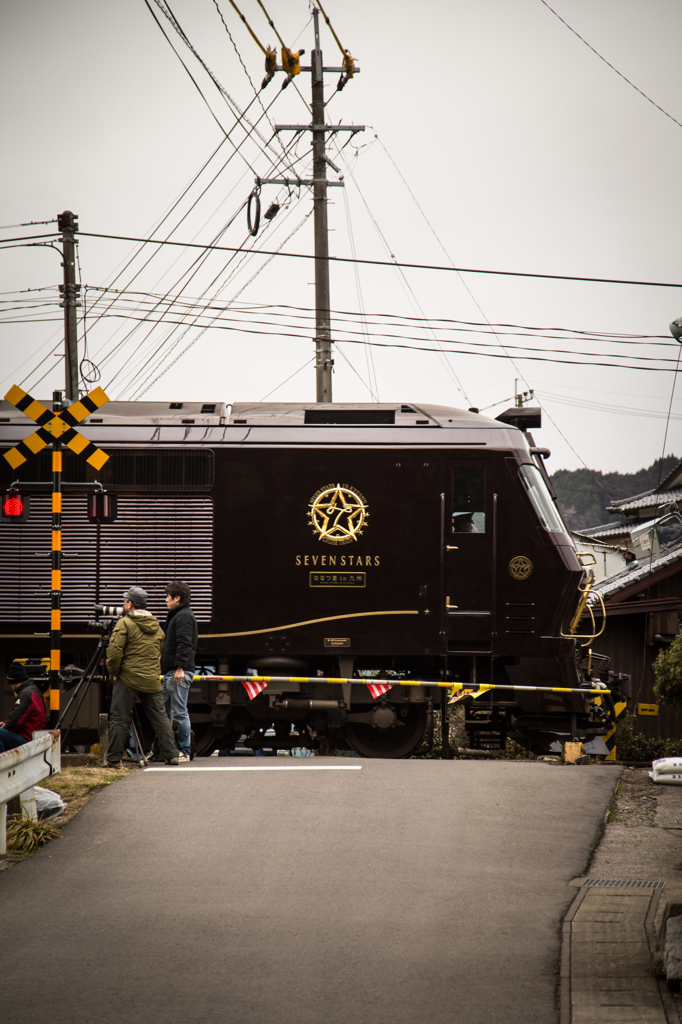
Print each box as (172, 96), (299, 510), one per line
(1, 0), (681, 475)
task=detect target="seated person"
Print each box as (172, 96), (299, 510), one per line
(0, 661), (46, 752)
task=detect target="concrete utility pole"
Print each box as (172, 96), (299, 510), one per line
(311, 9), (332, 403)
(257, 11), (362, 402)
(58, 211), (80, 401)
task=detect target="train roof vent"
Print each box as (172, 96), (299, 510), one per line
(304, 409), (396, 425)
(495, 407), (542, 430)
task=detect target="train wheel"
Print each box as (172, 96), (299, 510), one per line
(192, 723), (222, 756)
(343, 704), (427, 759)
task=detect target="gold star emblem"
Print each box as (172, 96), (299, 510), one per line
(308, 483), (369, 546)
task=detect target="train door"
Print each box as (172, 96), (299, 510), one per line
(442, 460), (495, 646)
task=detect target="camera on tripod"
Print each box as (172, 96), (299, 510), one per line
(95, 605), (123, 618)
(88, 605), (123, 635)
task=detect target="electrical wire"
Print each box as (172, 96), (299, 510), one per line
(94, 129), (309, 387)
(144, 0), (256, 170)
(340, 187), (378, 399)
(72, 231), (682, 289)
(130, 206), (315, 398)
(0, 220), (58, 230)
(375, 133), (535, 405)
(259, 356), (314, 401)
(28, 290), (672, 343)
(332, 148), (471, 403)
(91, 314), (675, 374)
(539, 0), (682, 132)
(112, 169), (313, 395)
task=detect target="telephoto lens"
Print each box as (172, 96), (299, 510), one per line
(95, 605), (124, 617)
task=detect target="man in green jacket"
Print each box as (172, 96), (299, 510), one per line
(105, 586), (179, 767)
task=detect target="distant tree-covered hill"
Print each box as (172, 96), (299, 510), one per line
(550, 456), (679, 532)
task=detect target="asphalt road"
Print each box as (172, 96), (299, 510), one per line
(0, 758), (619, 1024)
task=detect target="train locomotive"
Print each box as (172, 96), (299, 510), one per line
(0, 399), (625, 757)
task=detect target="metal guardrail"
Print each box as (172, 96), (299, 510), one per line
(0, 730), (60, 857)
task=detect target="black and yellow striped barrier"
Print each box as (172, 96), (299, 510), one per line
(186, 675), (611, 695)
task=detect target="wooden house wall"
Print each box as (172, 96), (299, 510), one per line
(591, 563), (682, 740)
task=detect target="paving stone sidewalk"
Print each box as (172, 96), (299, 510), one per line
(561, 768), (682, 1024)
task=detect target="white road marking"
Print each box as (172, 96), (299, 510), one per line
(143, 765), (363, 772)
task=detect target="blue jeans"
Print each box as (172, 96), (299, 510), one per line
(162, 670), (192, 756)
(0, 727), (28, 753)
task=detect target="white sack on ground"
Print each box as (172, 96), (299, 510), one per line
(652, 758), (682, 775)
(34, 785), (66, 818)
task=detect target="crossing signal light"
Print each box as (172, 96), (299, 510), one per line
(87, 492), (118, 524)
(2, 490), (30, 521)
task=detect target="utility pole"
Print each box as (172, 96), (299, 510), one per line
(311, 9), (332, 403)
(255, 9), (363, 403)
(58, 211), (80, 401)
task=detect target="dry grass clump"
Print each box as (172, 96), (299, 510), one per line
(6, 813), (61, 857)
(3, 764), (136, 865)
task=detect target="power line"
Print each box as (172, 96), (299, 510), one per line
(80, 311), (678, 364)
(143, 0), (256, 169)
(70, 232), (682, 289)
(539, 0), (682, 132)
(34, 290), (673, 341)
(375, 133), (534, 406)
(92, 315), (677, 373)
(0, 219), (58, 230)
(130, 206), (314, 398)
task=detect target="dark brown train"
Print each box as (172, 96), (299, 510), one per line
(0, 399), (628, 757)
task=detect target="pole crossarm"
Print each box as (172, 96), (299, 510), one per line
(3, 385), (110, 471)
(274, 124), (364, 132)
(257, 177), (345, 187)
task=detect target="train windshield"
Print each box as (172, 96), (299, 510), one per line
(519, 464), (565, 533)
(452, 466), (486, 533)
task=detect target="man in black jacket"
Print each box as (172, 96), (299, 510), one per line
(160, 580), (198, 762)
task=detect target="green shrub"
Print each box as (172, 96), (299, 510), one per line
(615, 711), (682, 762)
(654, 635), (682, 708)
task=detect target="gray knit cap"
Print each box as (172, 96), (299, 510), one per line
(123, 586), (148, 608)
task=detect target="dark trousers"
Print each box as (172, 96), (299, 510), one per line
(107, 681), (178, 764)
(0, 727), (28, 753)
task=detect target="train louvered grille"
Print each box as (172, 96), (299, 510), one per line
(0, 448), (214, 491)
(0, 496), (213, 622)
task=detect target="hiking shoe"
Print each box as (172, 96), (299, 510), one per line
(166, 756), (179, 765)
(145, 750), (162, 762)
(178, 752), (191, 763)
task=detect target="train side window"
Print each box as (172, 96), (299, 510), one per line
(518, 464), (565, 532)
(452, 467), (485, 533)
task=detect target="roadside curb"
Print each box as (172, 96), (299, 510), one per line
(560, 880), (679, 1024)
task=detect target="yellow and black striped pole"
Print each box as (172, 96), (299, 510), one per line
(50, 390), (63, 727)
(3, 383), (111, 730)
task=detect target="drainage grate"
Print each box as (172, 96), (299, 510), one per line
(584, 879), (665, 889)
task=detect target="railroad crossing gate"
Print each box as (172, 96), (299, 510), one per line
(3, 384), (110, 725)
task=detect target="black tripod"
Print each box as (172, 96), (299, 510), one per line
(58, 619), (148, 767)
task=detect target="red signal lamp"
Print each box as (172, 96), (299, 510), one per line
(87, 492), (118, 524)
(2, 490), (30, 521)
